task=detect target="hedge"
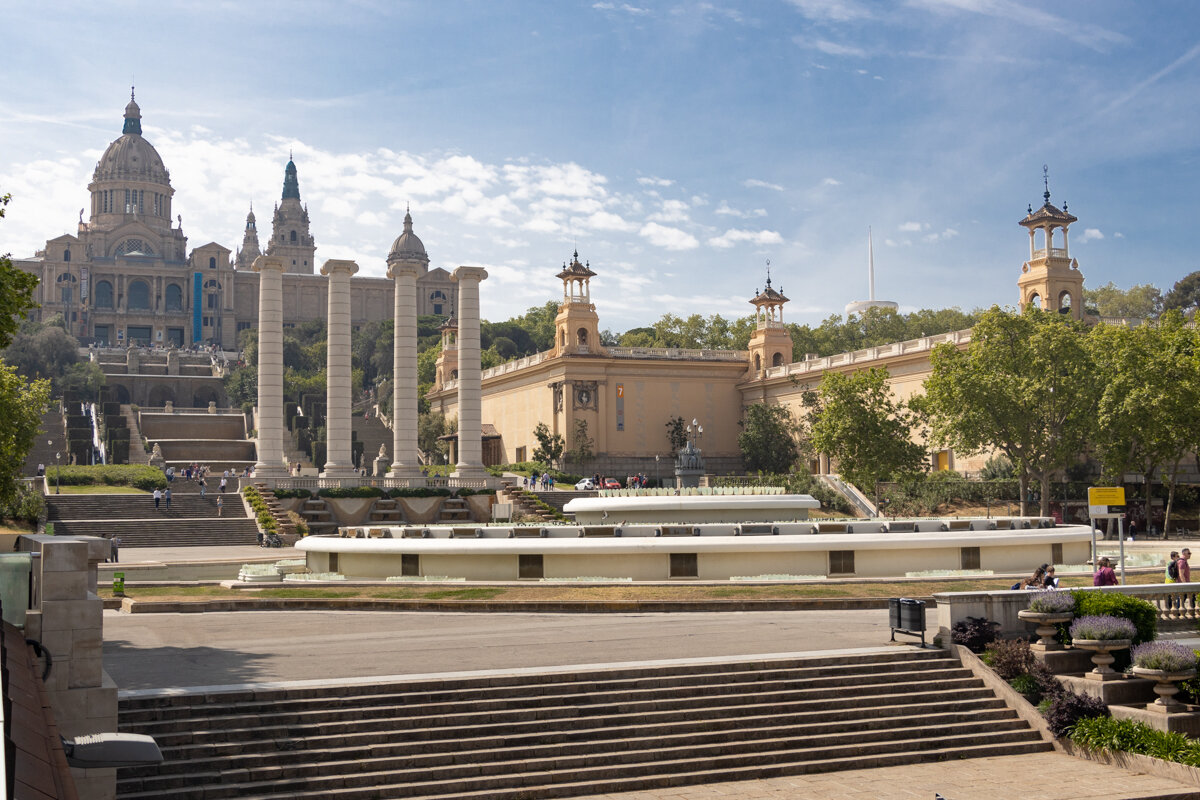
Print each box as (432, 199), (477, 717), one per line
(51, 465), (167, 491)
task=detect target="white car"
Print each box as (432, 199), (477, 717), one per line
(575, 478), (596, 490)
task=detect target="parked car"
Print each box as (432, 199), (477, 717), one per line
(602, 478), (621, 489)
(574, 478), (596, 490)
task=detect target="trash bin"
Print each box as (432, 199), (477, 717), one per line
(888, 597), (902, 630)
(888, 597), (927, 647)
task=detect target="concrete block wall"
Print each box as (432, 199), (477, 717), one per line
(19, 533), (118, 800)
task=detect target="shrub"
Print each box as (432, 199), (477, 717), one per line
(1071, 716), (1200, 767)
(951, 616), (998, 652)
(1009, 673), (1040, 700)
(1131, 641), (1198, 673)
(1069, 615), (1136, 641)
(1028, 590), (1074, 614)
(51, 464), (167, 491)
(3, 484), (45, 524)
(318, 487), (386, 498)
(1071, 590), (1156, 645)
(1044, 690), (1109, 737)
(273, 489), (312, 499)
(390, 487), (452, 498)
(455, 488), (496, 496)
(983, 639), (1036, 681)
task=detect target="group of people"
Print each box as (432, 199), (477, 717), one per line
(1013, 563), (1059, 590)
(625, 473), (650, 489)
(524, 473), (556, 491)
(166, 463), (214, 482)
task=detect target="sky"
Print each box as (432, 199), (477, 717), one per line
(2, 1), (1199, 331)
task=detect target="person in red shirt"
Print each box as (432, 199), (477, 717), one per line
(1180, 549), (1192, 583)
(1093, 557), (1119, 587)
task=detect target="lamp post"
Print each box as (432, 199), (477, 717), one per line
(55, 450), (62, 494)
(655, 454), (660, 488)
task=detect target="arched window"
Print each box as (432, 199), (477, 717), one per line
(94, 280), (114, 309)
(1058, 291), (1073, 313)
(208, 256), (217, 269)
(165, 284), (183, 312)
(127, 280), (151, 310)
(754, 353), (762, 372)
(290, 230), (297, 243)
(577, 328), (588, 345)
(115, 239), (153, 256)
(772, 352), (784, 367)
(451, 369), (458, 380)
(1029, 293), (1042, 310)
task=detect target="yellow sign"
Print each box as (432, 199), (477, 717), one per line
(1088, 487), (1126, 506)
(616, 384), (624, 398)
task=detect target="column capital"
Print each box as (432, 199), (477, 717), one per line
(320, 259), (360, 277)
(452, 266), (488, 283)
(252, 255), (286, 274)
(386, 258), (422, 280)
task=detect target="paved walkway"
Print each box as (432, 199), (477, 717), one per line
(576, 752), (1200, 799)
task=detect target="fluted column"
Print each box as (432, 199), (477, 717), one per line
(253, 256), (287, 476)
(389, 260), (422, 476)
(321, 259), (358, 477)
(451, 266), (488, 479)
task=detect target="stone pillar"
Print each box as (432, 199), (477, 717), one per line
(253, 256), (287, 476)
(389, 260), (421, 477)
(452, 266), (488, 479)
(321, 259), (358, 477)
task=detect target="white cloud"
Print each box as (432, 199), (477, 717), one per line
(1114, 232), (1125, 238)
(648, 198), (690, 223)
(573, 210), (638, 232)
(908, 0), (1127, 52)
(715, 202), (767, 218)
(923, 228), (959, 242)
(707, 228), (784, 249)
(1078, 228), (1104, 242)
(743, 178), (784, 191)
(898, 221), (926, 232)
(821, 177), (841, 186)
(794, 36), (868, 58)
(786, 0), (871, 22)
(637, 176), (673, 187)
(639, 222), (699, 250)
(592, 2), (650, 15)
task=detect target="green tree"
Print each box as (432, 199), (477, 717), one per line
(0, 193), (38, 350)
(1164, 272), (1200, 314)
(807, 367), (926, 505)
(531, 422), (564, 465)
(922, 306), (1098, 516)
(1085, 282), (1163, 319)
(417, 411), (451, 463)
(665, 416), (688, 452)
(1089, 312), (1200, 533)
(737, 402), (802, 474)
(568, 419), (593, 464)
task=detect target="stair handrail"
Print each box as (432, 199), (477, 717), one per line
(820, 473), (878, 517)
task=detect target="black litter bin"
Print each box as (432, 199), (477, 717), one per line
(889, 597), (927, 647)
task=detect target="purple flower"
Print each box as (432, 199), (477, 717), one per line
(1028, 590), (1074, 613)
(1131, 641), (1198, 672)
(1069, 615), (1136, 641)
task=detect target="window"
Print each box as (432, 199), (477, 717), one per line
(401, 554), (419, 577)
(290, 230), (297, 243)
(165, 284), (183, 312)
(772, 352), (784, 367)
(63, 249), (70, 262)
(237, 322), (253, 332)
(59, 287), (73, 304)
(116, 239), (153, 256)
(207, 294), (218, 309)
(519, 554), (544, 579)
(754, 354), (761, 372)
(433, 304), (443, 315)
(960, 547), (981, 571)
(203, 316), (213, 327)
(577, 328), (588, 345)
(829, 550), (855, 575)
(329, 552), (339, 572)
(1051, 543), (1063, 565)
(94, 281), (114, 309)
(515, 446), (527, 462)
(209, 256), (217, 269)
(670, 553), (698, 578)
(127, 280), (151, 310)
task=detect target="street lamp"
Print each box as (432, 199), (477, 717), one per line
(654, 454), (660, 488)
(55, 450), (62, 494)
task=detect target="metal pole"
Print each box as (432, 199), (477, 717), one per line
(1118, 518), (1127, 585)
(1089, 513), (1097, 569)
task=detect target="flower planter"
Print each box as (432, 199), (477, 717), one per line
(1131, 667), (1197, 713)
(1072, 638), (1132, 681)
(1018, 609), (1073, 651)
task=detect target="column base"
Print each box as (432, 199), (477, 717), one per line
(390, 463), (423, 478)
(451, 464), (488, 480)
(253, 464), (289, 478)
(320, 465), (359, 480)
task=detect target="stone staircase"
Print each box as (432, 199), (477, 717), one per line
(498, 481), (558, 522)
(113, 649), (1049, 799)
(46, 493), (258, 547)
(121, 405), (151, 464)
(437, 495), (472, 523)
(532, 489), (592, 517)
(299, 497), (338, 535)
(367, 497), (406, 524)
(22, 409), (67, 477)
(353, 413), (391, 468)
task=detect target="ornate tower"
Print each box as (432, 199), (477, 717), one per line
(434, 316), (458, 390)
(265, 158), (317, 274)
(552, 251), (603, 357)
(747, 264), (793, 378)
(235, 205), (262, 269)
(1018, 169), (1084, 319)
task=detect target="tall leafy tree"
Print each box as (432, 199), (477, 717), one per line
(807, 367), (926, 505)
(737, 403), (802, 474)
(923, 306), (1098, 516)
(1164, 272), (1200, 314)
(1090, 311), (1200, 533)
(1085, 281), (1163, 319)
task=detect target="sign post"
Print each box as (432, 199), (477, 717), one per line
(1088, 487), (1127, 584)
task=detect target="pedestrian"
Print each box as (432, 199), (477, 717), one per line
(216, 495), (224, 517)
(199, 477), (207, 498)
(219, 477), (227, 493)
(110, 535), (121, 563)
(1167, 551), (1180, 583)
(164, 487), (172, 510)
(153, 488), (162, 510)
(1093, 557), (1119, 587)
(1181, 549), (1192, 583)
(37, 463), (44, 477)
(166, 466), (174, 482)
(1129, 520), (1137, 541)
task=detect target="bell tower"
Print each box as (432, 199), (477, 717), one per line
(747, 262), (793, 378)
(434, 316), (458, 390)
(1018, 167), (1084, 319)
(265, 157), (317, 274)
(552, 251), (603, 357)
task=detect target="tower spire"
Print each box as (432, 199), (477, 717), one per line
(1043, 163), (1051, 204)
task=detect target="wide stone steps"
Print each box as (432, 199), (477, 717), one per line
(51, 516), (259, 547)
(115, 650), (1051, 799)
(47, 493), (248, 521)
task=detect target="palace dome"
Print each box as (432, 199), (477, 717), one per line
(388, 209), (428, 262)
(91, 95), (171, 188)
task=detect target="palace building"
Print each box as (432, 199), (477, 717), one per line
(14, 93), (455, 348)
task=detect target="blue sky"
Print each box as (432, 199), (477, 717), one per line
(2, 1), (1199, 330)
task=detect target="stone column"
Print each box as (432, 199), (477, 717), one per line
(389, 260), (421, 477)
(452, 266), (488, 479)
(321, 259), (358, 477)
(253, 255), (287, 476)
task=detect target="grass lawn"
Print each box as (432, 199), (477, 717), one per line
(54, 485), (148, 495)
(96, 570), (1167, 604)
(0, 522), (36, 535)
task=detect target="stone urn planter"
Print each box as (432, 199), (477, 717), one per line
(1017, 609), (1074, 651)
(1130, 667), (1196, 713)
(1072, 639), (1132, 681)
